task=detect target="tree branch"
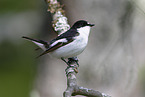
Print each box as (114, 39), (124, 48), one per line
(64, 64), (110, 97)
(45, 0), (111, 97)
(45, 0), (70, 35)
(64, 65), (102, 97)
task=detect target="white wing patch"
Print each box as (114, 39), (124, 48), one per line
(32, 41), (46, 50)
(50, 38), (68, 47)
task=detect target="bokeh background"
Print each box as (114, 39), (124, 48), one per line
(0, 0), (145, 97)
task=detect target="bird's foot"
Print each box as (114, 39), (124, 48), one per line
(61, 57), (79, 75)
(68, 57), (79, 67)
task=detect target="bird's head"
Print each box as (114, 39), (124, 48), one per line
(71, 20), (95, 29)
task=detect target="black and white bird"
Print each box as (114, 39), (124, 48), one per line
(22, 20), (94, 66)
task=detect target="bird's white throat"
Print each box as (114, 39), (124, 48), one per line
(77, 26), (91, 37)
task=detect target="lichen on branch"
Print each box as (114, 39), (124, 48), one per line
(45, 0), (70, 34)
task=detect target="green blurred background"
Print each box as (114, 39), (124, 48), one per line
(0, 0), (44, 97)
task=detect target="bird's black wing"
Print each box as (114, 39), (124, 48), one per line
(57, 29), (79, 39)
(50, 29), (79, 44)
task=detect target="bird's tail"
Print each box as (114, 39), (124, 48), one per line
(22, 36), (49, 50)
(22, 36), (40, 43)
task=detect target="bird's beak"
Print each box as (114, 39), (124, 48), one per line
(88, 24), (95, 27)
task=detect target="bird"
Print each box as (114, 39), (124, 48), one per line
(22, 20), (95, 66)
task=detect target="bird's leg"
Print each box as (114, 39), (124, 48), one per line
(61, 57), (75, 73)
(62, 57), (79, 74)
(61, 58), (70, 66)
(61, 57), (79, 73)
(68, 57), (79, 67)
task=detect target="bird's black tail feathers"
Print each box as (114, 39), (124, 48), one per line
(22, 36), (39, 42)
(22, 36), (48, 45)
(22, 36), (50, 58)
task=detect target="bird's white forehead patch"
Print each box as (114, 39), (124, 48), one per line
(50, 38), (67, 47)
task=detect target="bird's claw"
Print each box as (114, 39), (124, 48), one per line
(68, 57), (79, 67)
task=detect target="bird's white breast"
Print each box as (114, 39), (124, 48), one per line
(50, 26), (91, 58)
